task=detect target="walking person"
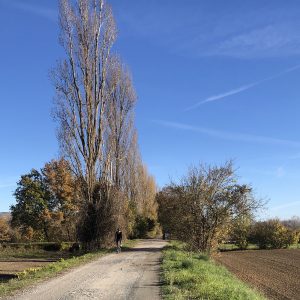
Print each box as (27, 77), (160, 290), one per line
(115, 228), (122, 253)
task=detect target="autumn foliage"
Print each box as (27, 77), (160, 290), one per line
(249, 219), (299, 249)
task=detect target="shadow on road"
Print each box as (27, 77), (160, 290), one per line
(0, 274), (18, 282)
(124, 247), (162, 253)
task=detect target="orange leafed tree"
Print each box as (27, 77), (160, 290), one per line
(43, 158), (79, 241)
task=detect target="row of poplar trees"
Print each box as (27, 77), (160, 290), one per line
(10, 0), (158, 247)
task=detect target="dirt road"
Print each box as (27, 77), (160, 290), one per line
(6, 239), (167, 300)
(216, 249), (300, 300)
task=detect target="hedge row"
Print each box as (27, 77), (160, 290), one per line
(0, 242), (79, 251)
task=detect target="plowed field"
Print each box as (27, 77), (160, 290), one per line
(216, 249), (300, 300)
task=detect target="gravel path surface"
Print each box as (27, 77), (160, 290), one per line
(6, 239), (167, 300)
(216, 249), (300, 300)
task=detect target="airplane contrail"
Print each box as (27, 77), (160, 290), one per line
(185, 64), (300, 111)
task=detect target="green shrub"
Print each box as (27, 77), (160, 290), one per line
(250, 219), (295, 249)
(230, 216), (252, 250)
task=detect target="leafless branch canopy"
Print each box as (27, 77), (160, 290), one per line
(53, 0), (117, 201)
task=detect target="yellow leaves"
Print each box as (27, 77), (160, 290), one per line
(22, 226), (34, 241)
(49, 211), (64, 224)
(0, 217), (10, 242)
(42, 209), (51, 220)
(43, 158), (75, 204)
(17, 267), (42, 279)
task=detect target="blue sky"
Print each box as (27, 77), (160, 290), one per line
(1, 0), (300, 219)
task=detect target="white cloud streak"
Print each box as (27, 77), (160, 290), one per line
(154, 120), (300, 148)
(185, 64), (300, 111)
(114, 1), (300, 59)
(211, 24), (300, 58)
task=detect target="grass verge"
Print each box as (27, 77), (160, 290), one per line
(161, 241), (266, 300)
(218, 243), (259, 251)
(0, 239), (137, 298)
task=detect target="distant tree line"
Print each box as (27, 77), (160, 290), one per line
(230, 216), (300, 250)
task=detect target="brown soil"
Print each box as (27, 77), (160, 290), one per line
(215, 249), (300, 300)
(0, 249), (73, 279)
(0, 260), (53, 275)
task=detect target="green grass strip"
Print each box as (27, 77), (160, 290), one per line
(161, 241), (266, 300)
